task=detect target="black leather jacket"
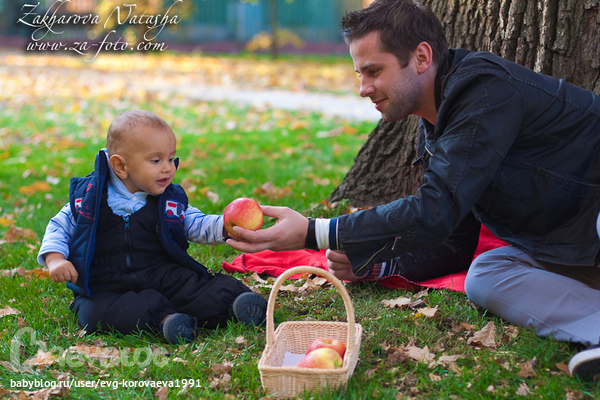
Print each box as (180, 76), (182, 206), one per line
(336, 49), (600, 276)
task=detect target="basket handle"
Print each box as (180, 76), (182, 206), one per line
(265, 266), (356, 355)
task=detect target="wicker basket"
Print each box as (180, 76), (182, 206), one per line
(258, 266), (363, 398)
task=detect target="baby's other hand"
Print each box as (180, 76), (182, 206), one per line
(46, 254), (78, 284)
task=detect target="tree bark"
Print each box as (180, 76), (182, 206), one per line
(330, 0), (600, 208)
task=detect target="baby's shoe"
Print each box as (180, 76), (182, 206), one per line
(232, 292), (267, 326)
(161, 313), (197, 345)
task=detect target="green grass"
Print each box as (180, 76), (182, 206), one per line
(0, 57), (599, 399)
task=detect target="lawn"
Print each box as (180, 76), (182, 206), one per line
(0, 51), (598, 399)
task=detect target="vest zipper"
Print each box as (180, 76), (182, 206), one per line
(123, 214), (131, 267)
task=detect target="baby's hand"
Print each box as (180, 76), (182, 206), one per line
(45, 253), (78, 284)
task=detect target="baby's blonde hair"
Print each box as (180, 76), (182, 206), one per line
(106, 110), (172, 155)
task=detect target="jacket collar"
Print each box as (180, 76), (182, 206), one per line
(434, 48), (473, 112)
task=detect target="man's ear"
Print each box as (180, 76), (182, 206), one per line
(109, 154), (128, 180)
(414, 42), (434, 74)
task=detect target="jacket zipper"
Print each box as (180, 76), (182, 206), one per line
(123, 214), (131, 267)
(354, 236), (401, 276)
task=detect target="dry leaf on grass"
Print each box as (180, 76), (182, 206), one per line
(11, 385), (69, 400)
(0, 225), (37, 243)
(515, 382), (531, 396)
(381, 296), (412, 309)
(415, 306), (439, 318)
(405, 345), (435, 364)
(24, 349), (59, 367)
(18, 181), (51, 195)
(0, 305), (20, 318)
(517, 357), (537, 378)
(467, 321), (497, 349)
(235, 336), (246, 345)
(556, 362), (570, 375)
(155, 386), (168, 400)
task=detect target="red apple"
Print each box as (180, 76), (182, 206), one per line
(306, 337), (346, 359)
(297, 347), (343, 369)
(223, 197), (263, 239)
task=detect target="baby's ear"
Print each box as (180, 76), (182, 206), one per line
(109, 155), (128, 180)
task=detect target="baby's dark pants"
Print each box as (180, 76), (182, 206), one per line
(70, 262), (251, 334)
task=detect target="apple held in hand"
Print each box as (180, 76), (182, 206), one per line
(224, 197), (263, 239)
(306, 337), (346, 359)
(297, 347), (343, 369)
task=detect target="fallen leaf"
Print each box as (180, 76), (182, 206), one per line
(467, 321), (497, 349)
(212, 361), (234, 374)
(556, 362), (570, 375)
(253, 182), (291, 199)
(386, 347), (409, 364)
(517, 357), (537, 378)
(0, 267), (26, 277)
(222, 178), (247, 186)
(19, 181), (51, 195)
(0, 225), (37, 243)
(235, 336), (246, 345)
(428, 373), (441, 382)
(515, 382), (531, 396)
(565, 389), (584, 400)
(209, 372), (231, 389)
(415, 306), (439, 318)
(24, 348), (59, 367)
(172, 357), (188, 364)
(381, 296), (412, 309)
(0, 305), (20, 318)
(27, 268), (50, 279)
(155, 386), (168, 400)
(405, 345), (435, 364)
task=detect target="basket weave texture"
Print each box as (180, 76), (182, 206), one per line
(258, 266), (363, 398)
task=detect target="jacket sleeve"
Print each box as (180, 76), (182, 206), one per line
(184, 205), (225, 245)
(37, 203), (75, 267)
(338, 64), (526, 276)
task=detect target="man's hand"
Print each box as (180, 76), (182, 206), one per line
(226, 205), (309, 253)
(45, 253), (78, 284)
(326, 249), (368, 281)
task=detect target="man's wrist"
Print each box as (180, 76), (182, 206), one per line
(304, 217), (319, 251)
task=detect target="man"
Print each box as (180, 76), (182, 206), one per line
(228, 0), (600, 380)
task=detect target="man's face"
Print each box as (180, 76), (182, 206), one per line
(350, 31), (424, 122)
(118, 127), (177, 196)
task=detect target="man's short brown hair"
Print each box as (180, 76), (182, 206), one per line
(341, 0), (448, 68)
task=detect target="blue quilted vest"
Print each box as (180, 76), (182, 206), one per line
(67, 151), (210, 296)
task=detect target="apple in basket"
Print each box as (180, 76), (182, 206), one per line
(223, 197), (263, 239)
(297, 348), (343, 369)
(305, 337), (346, 359)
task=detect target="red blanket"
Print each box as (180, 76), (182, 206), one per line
(222, 225), (509, 293)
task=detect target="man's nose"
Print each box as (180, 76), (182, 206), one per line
(358, 77), (373, 98)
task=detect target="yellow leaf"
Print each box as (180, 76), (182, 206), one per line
(19, 181), (51, 195)
(222, 178), (247, 186)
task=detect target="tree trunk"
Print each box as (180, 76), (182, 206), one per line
(330, 0), (600, 208)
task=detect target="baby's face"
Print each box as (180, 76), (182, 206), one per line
(119, 126), (177, 195)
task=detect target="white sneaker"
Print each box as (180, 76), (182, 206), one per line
(569, 344), (600, 381)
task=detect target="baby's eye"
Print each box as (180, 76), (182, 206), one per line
(168, 158), (175, 163)
(151, 159), (160, 164)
